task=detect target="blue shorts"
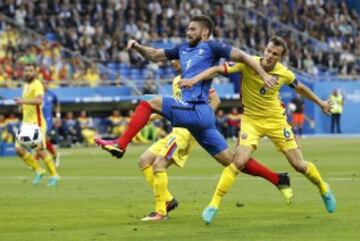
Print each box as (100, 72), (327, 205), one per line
(161, 96), (227, 156)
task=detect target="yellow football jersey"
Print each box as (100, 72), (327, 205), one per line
(22, 79), (46, 127)
(172, 75), (182, 100)
(225, 56), (295, 120)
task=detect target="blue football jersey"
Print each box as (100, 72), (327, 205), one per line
(165, 40), (232, 102)
(43, 90), (58, 119)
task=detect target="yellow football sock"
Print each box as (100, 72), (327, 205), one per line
(303, 161), (328, 194)
(22, 152), (44, 173)
(43, 154), (58, 176)
(142, 166), (173, 202)
(142, 166), (154, 186)
(153, 172), (168, 215)
(209, 163), (239, 208)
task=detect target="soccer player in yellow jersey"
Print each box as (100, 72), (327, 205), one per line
(137, 60), (293, 221)
(180, 36), (336, 224)
(14, 63), (59, 186)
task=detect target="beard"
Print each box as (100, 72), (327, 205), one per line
(188, 36), (201, 47)
(24, 75), (34, 82)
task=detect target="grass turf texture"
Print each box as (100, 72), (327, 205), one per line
(0, 138), (359, 241)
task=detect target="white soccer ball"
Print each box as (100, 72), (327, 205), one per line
(16, 123), (42, 149)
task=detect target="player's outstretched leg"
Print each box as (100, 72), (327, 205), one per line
(304, 162), (336, 213)
(242, 158), (294, 204)
(276, 173), (294, 205)
(284, 149), (336, 213)
(95, 138), (125, 158)
(142, 171), (170, 222)
(202, 163), (239, 224)
(95, 101), (153, 159)
(202, 206), (218, 225)
(141, 165), (179, 214)
(16, 148), (46, 185)
(32, 171), (46, 185)
(42, 152), (60, 187)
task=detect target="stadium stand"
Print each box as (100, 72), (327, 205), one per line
(0, 0), (359, 87)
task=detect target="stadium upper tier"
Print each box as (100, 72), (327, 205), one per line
(0, 0), (359, 89)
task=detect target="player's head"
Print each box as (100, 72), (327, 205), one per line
(187, 15), (214, 46)
(171, 60), (181, 73)
(23, 63), (37, 82)
(263, 36), (288, 69)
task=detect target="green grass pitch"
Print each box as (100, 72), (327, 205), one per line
(1, 138), (360, 241)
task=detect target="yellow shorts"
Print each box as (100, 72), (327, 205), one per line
(239, 115), (298, 151)
(148, 128), (196, 168)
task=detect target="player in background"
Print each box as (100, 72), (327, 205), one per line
(42, 80), (61, 167)
(288, 93), (315, 143)
(14, 63), (59, 186)
(180, 36), (336, 224)
(138, 60), (292, 221)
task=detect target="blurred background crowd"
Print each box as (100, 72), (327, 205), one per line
(0, 0), (359, 89)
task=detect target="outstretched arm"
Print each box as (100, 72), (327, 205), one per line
(229, 48), (277, 88)
(209, 90), (221, 111)
(295, 82), (331, 115)
(179, 65), (225, 88)
(127, 40), (167, 62)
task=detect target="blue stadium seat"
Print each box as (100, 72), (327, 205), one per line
(107, 62), (119, 70)
(119, 66), (130, 77)
(45, 32), (57, 42)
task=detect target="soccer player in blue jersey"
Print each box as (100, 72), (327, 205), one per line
(95, 15), (281, 220)
(42, 80), (61, 167)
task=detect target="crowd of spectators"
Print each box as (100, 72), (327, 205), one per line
(0, 0), (359, 89)
(0, 23), (106, 88)
(241, 0), (360, 75)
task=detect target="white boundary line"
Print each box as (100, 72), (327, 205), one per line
(0, 176), (358, 181)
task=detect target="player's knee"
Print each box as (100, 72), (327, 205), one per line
(138, 155), (152, 169)
(233, 159), (247, 170)
(15, 146), (25, 156)
(232, 151), (251, 170)
(148, 97), (162, 112)
(36, 150), (46, 160)
(152, 158), (167, 172)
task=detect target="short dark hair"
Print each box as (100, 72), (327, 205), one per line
(269, 36), (288, 56)
(190, 15), (214, 37)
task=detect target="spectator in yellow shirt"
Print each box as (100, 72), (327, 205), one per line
(84, 63), (100, 87)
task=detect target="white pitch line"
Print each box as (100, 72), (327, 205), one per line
(0, 176), (358, 181)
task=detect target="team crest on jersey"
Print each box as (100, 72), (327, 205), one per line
(259, 86), (267, 95)
(198, 48), (204, 55)
(283, 128), (291, 139)
(241, 132), (248, 140)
